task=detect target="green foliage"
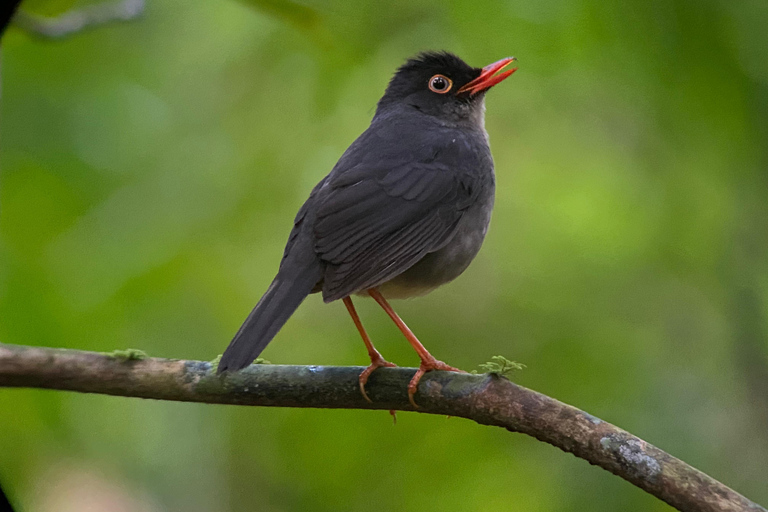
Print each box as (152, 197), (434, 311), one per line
(475, 356), (525, 378)
(2, 0), (768, 511)
(236, 0), (322, 32)
(16, 0), (81, 16)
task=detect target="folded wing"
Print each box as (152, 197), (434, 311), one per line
(314, 142), (478, 302)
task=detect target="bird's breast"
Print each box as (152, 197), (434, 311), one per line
(377, 181), (495, 299)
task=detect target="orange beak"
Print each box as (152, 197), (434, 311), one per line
(457, 57), (517, 95)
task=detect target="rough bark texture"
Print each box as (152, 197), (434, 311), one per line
(0, 343), (764, 512)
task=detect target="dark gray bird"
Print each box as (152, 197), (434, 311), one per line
(218, 51), (516, 406)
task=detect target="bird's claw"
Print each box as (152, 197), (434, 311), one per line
(359, 356), (397, 403)
(407, 358), (464, 408)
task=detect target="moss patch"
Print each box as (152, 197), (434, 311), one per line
(209, 354), (271, 373)
(106, 348), (148, 361)
(474, 355), (525, 378)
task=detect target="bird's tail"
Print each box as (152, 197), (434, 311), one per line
(217, 248), (323, 374)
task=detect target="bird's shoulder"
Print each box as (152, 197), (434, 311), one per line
(300, 114), (492, 299)
(343, 114), (486, 170)
(320, 115), (490, 203)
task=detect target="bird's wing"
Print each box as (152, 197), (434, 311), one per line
(313, 134), (480, 302)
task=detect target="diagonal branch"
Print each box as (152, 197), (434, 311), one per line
(0, 343), (764, 512)
(0, 1), (24, 39)
(11, 0), (144, 39)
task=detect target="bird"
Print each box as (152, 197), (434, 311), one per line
(217, 51), (516, 407)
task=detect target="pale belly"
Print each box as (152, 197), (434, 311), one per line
(369, 198), (493, 300)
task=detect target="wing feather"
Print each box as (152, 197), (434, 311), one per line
(309, 121), (484, 302)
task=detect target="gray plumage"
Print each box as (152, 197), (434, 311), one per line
(218, 51), (505, 373)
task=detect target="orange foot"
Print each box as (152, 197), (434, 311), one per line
(359, 354), (397, 403)
(408, 356), (463, 408)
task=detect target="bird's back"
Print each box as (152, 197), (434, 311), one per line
(309, 109), (495, 300)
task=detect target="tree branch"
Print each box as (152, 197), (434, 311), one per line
(0, 0), (24, 39)
(0, 343), (764, 512)
(12, 0), (144, 39)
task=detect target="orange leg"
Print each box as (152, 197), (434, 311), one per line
(343, 296), (397, 403)
(367, 288), (463, 408)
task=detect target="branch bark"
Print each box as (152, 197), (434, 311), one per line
(0, 343), (764, 512)
(0, 0), (24, 39)
(11, 0), (144, 39)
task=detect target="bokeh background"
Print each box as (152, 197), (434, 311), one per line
(2, 0), (767, 510)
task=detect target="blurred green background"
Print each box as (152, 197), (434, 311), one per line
(2, 0), (767, 510)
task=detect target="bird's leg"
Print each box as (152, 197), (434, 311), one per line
(343, 296), (397, 403)
(367, 288), (462, 408)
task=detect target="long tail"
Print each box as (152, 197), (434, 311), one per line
(218, 249), (323, 373)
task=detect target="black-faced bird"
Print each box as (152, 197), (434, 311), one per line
(218, 51), (517, 407)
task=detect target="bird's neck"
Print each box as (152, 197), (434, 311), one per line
(373, 100), (487, 134)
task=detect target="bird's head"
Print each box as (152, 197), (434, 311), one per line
(376, 51), (517, 126)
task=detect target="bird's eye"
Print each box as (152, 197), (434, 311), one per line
(428, 74), (452, 94)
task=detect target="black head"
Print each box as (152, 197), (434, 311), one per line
(376, 51), (516, 124)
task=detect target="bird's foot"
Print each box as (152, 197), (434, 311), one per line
(408, 357), (464, 408)
(359, 355), (397, 403)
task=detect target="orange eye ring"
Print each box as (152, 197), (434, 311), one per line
(428, 74), (453, 94)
